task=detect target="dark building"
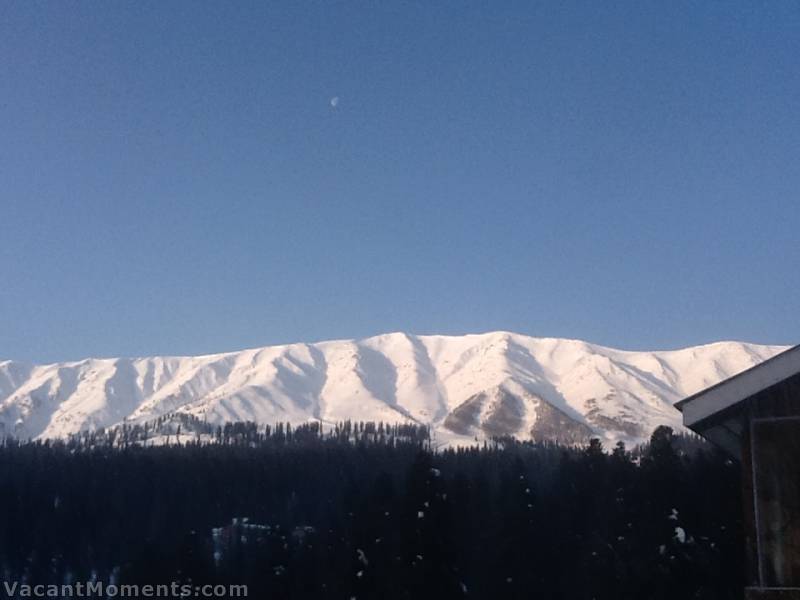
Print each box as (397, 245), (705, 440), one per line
(677, 345), (800, 599)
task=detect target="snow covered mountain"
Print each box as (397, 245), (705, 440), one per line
(0, 332), (788, 446)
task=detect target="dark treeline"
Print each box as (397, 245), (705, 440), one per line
(0, 423), (743, 599)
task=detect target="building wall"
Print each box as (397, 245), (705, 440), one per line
(752, 417), (800, 587)
(742, 374), (800, 598)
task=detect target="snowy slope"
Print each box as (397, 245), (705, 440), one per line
(0, 332), (788, 446)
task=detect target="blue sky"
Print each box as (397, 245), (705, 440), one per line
(1, 1), (798, 362)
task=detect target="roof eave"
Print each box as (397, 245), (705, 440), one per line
(677, 344), (800, 431)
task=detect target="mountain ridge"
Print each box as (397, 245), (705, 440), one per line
(0, 332), (789, 445)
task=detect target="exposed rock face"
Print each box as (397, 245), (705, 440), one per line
(443, 387), (527, 438)
(443, 394), (484, 436)
(483, 390), (525, 438)
(529, 397), (594, 445)
(444, 387), (615, 445)
(584, 396), (645, 439)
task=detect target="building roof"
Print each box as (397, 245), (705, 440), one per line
(675, 344), (800, 457)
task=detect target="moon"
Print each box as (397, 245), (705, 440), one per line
(330, 96), (339, 108)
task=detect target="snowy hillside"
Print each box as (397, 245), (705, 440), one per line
(0, 332), (788, 445)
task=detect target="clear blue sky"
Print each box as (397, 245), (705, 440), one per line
(1, 1), (798, 362)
